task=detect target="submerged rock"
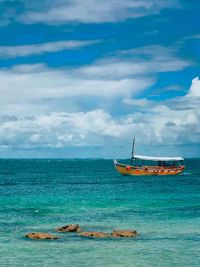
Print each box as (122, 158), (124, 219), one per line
(55, 224), (82, 232)
(80, 231), (110, 238)
(25, 232), (58, 240)
(111, 230), (137, 238)
(80, 230), (138, 238)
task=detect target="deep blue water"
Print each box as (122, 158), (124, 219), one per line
(0, 159), (200, 267)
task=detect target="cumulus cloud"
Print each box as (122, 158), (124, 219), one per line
(0, 110), (130, 148)
(187, 77), (200, 97)
(20, 0), (180, 24)
(123, 78), (200, 145)
(0, 78), (199, 150)
(0, 40), (99, 59)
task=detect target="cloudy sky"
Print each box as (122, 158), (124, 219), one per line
(0, 0), (200, 158)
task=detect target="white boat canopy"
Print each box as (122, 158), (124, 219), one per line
(133, 154), (184, 161)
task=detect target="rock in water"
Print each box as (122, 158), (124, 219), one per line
(80, 231), (110, 238)
(55, 224), (82, 232)
(25, 232), (58, 240)
(111, 230), (137, 237)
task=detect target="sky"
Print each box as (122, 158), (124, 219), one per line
(0, 0), (200, 158)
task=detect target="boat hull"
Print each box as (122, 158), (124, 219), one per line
(113, 160), (184, 176)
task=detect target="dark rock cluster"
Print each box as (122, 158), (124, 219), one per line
(25, 232), (58, 240)
(55, 224), (82, 232)
(25, 224), (138, 240)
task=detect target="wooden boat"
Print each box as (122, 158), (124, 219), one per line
(113, 139), (185, 176)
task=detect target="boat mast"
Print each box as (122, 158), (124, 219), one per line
(130, 138), (135, 166)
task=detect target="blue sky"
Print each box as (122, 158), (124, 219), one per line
(0, 0), (200, 158)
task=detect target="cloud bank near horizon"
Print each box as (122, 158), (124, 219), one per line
(0, 77), (199, 152)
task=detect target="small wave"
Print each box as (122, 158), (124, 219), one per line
(181, 172), (191, 176)
(0, 182), (17, 186)
(0, 172), (15, 175)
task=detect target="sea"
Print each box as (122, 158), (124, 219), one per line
(0, 159), (199, 267)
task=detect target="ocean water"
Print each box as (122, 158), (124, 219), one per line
(0, 159), (199, 267)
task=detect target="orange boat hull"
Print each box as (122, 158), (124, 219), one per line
(114, 161), (185, 176)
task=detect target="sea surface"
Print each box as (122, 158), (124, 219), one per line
(0, 159), (200, 267)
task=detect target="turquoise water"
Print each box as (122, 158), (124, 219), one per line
(0, 159), (200, 267)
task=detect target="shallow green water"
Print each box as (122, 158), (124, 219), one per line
(0, 159), (199, 267)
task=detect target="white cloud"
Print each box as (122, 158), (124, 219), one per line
(123, 78), (200, 145)
(0, 110), (130, 148)
(0, 40), (99, 58)
(0, 63), (152, 115)
(0, 80), (199, 150)
(20, 0), (180, 24)
(118, 45), (190, 73)
(0, 45), (197, 154)
(0, 45), (189, 115)
(187, 77), (200, 97)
